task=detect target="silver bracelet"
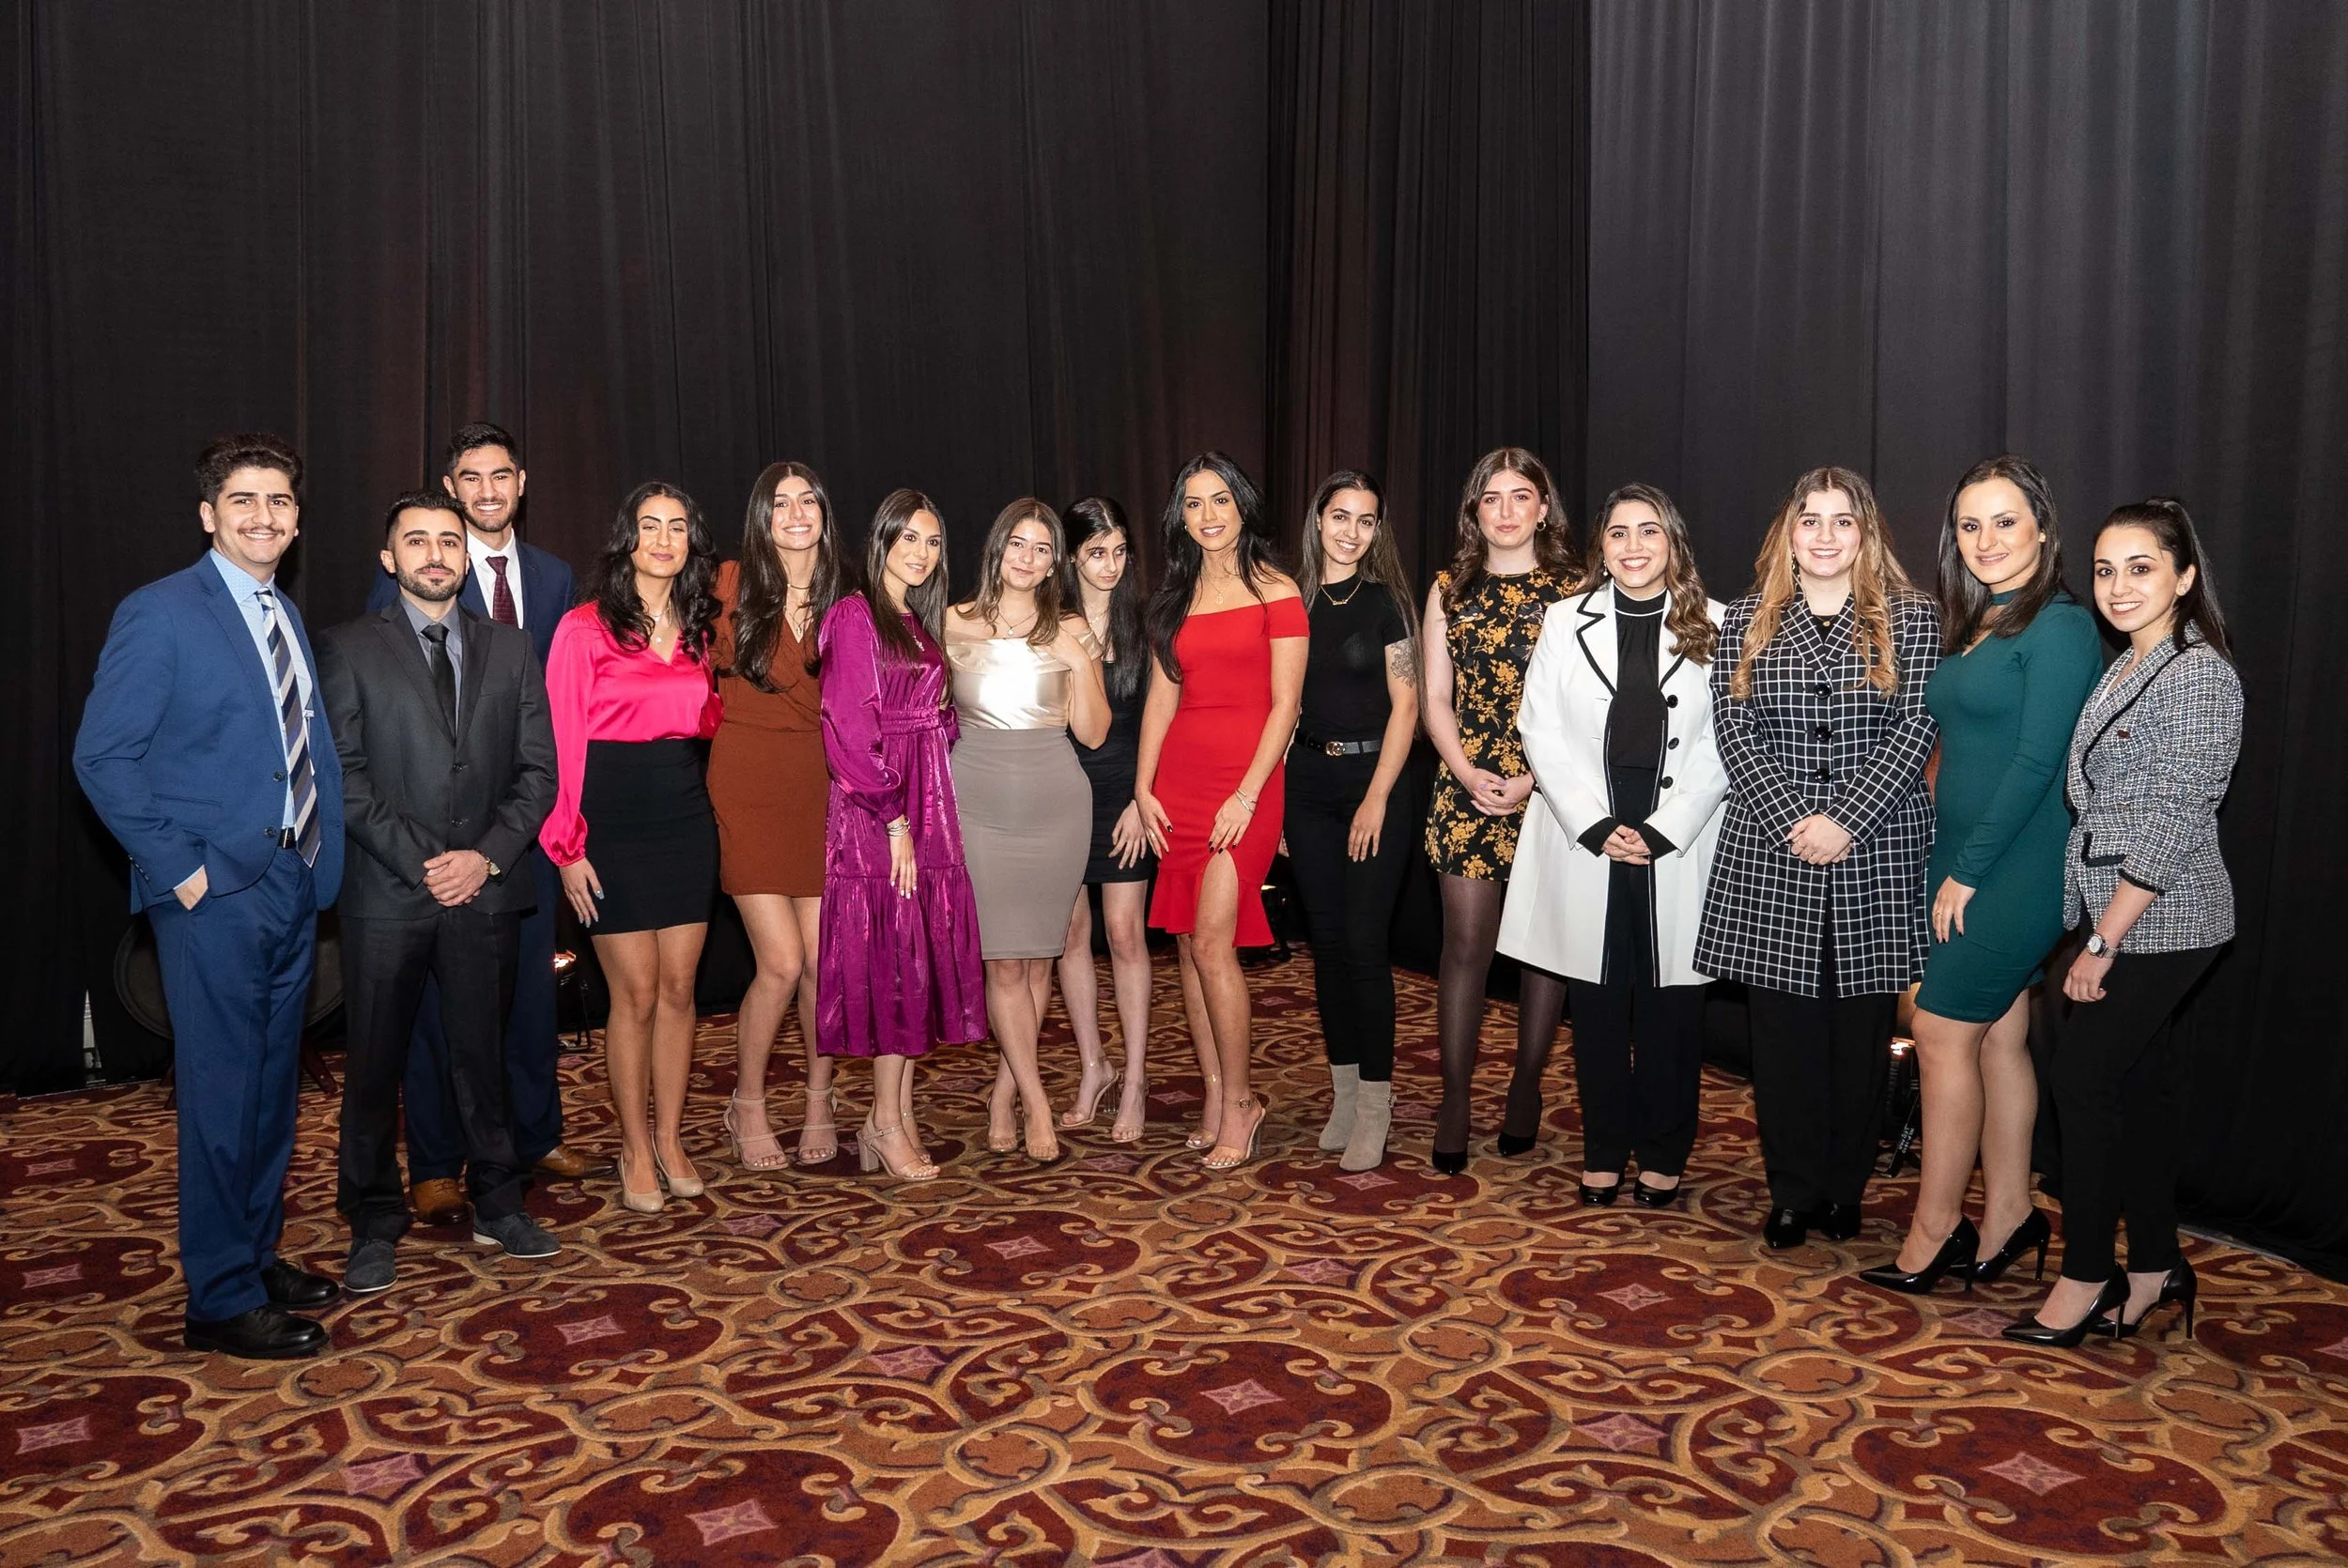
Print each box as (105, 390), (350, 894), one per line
(886, 817), (911, 839)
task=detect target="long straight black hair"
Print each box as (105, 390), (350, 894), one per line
(727, 459), (849, 689)
(1937, 453), (2070, 654)
(593, 481), (718, 661)
(1062, 495), (1147, 701)
(1145, 451), (1279, 684)
(850, 486), (950, 665)
(2097, 498), (2232, 660)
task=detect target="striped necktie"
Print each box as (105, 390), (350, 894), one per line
(255, 587), (322, 866)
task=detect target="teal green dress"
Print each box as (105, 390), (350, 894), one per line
(1914, 591), (2103, 1022)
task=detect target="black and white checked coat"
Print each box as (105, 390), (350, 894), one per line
(2063, 633), (2242, 953)
(1693, 591), (1941, 997)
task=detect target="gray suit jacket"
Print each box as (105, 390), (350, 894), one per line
(2063, 633), (2243, 953)
(317, 602), (557, 919)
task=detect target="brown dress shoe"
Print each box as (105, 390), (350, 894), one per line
(532, 1145), (615, 1181)
(409, 1177), (467, 1226)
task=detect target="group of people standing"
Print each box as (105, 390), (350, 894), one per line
(77, 423), (2240, 1363)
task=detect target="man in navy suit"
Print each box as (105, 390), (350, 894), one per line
(75, 434), (347, 1360)
(366, 422), (604, 1221)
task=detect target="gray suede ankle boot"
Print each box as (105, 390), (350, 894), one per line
(1341, 1079), (1393, 1171)
(1319, 1063), (1360, 1150)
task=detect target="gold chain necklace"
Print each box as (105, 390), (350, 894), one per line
(1321, 576), (1365, 606)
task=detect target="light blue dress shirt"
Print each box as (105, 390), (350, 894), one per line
(207, 547), (315, 829)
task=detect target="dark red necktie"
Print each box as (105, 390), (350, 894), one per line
(487, 554), (518, 626)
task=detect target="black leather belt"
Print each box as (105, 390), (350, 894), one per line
(1299, 733), (1382, 758)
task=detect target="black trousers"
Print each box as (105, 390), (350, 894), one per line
(405, 847), (564, 1177)
(2050, 946), (2217, 1282)
(1746, 930), (1895, 1212)
(1568, 978), (1707, 1176)
(1285, 745), (1412, 1082)
(339, 908), (525, 1241)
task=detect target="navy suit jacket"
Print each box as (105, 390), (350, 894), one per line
(366, 537), (575, 667)
(75, 555), (347, 911)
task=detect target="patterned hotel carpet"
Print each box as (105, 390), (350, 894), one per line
(4, 958), (2346, 1567)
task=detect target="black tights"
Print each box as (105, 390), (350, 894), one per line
(1434, 874), (1568, 1154)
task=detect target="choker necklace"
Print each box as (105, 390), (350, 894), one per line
(1321, 577), (1365, 606)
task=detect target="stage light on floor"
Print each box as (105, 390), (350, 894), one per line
(553, 949), (591, 1054)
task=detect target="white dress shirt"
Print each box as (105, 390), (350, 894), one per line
(469, 530), (526, 629)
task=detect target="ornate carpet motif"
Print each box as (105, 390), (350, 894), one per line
(4, 959), (2344, 1565)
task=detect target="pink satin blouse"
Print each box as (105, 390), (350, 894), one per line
(540, 603), (722, 866)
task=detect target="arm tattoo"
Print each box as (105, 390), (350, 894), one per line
(1387, 642), (1417, 686)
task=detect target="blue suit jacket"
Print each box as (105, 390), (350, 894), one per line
(75, 555), (347, 911)
(365, 537), (575, 667)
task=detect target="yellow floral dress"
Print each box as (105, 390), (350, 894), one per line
(1426, 566), (1573, 881)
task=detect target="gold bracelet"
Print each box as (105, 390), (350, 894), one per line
(886, 817), (911, 839)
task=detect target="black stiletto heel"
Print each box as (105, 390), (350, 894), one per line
(1579, 1177), (1621, 1207)
(1857, 1217), (1980, 1295)
(1970, 1208), (2052, 1284)
(2001, 1270), (2127, 1347)
(1496, 1130), (1537, 1158)
(2094, 1259), (2198, 1341)
(1430, 1146), (1467, 1176)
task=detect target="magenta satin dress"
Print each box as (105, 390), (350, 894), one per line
(814, 595), (987, 1058)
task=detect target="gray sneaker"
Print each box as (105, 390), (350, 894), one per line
(344, 1238), (398, 1295)
(471, 1211), (561, 1259)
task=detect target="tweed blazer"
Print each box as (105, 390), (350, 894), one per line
(2063, 632), (2242, 953)
(1692, 590), (1941, 997)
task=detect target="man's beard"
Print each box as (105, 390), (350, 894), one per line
(399, 567), (463, 603)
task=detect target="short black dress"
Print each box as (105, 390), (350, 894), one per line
(1075, 658), (1155, 884)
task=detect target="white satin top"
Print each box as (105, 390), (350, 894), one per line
(945, 628), (1102, 730)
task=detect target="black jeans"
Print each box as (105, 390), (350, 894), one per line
(1284, 745), (1412, 1082)
(1568, 978), (1707, 1176)
(2050, 946), (2217, 1282)
(1746, 928), (1895, 1212)
(338, 908), (526, 1241)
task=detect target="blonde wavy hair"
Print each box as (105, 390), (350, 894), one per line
(1730, 466), (1917, 699)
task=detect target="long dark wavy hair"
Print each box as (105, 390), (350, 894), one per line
(1731, 466), (1922, 699)
(726, 459), (849, 689)
(1146, 452), (1280, 684)
(849, 487), (950, 665)
(593, 481), (718, 661)
(1587, 482), (1717, 665)
(1937, 454), (2069, 655)
(1441, 446), (1578, 614)
(2097, 498), (2232, 659)
(962, 498), (1069, 649)
(1062, 496), (1148, 702)
(1295, 469), (1420, 680)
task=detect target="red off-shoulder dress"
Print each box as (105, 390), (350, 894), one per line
(1147, 595), (1310, 947)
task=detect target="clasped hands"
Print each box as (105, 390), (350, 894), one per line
(1459, 766), (1535, 818)
(424, 849), (490, 906)
(1785, 813), (1853, 866)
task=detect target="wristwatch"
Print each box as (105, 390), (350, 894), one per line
(2083, 930), (2114, 958)
(485, 858), (503, 881)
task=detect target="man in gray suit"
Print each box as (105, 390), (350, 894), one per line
(317, 490), (562, 1293)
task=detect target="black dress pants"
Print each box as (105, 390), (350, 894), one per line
(1569, 978), (1707, 1176)
(1284, 745), (1412, 1082)
(339, 907), (526, 1241)
(2049, 946), (2217, 1283)
(1746, 929), (1895, 1212)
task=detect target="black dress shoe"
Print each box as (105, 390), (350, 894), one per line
(1857, 1216), (1979, 1295)
(1496, 1130), (1537, 1158)
(1580, 1178), (1622, 1207)
(1813, 1202), (1862, 1242)
(1970, 1207), (2052, 1284)
(260, 1259), (339, 1310)
(1429, 1146), (1468, 1176)
(1631, 1178), (1682, 1208)
(2093, 1258), (2198, 1340)
(185, 1305), (329, 1360)
(1763, 1206), (1809, 1250)
(2003, 1270), (2127, 1348)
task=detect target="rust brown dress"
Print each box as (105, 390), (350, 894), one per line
(709, 560), (829, 897)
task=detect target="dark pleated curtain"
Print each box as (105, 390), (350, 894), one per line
(1269, 0), (1589, 577)
(1586, 0), (2348, 1278)
(8, 0), (1266, 1094)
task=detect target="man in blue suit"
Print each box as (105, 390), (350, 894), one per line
(75, 434), (347, 1360)
(366, 422), (604, 1221)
